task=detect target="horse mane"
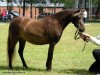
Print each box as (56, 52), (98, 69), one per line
(53, 9), (80, 18)
(51, 9), (77, 22)
(44, 9), (77, 27)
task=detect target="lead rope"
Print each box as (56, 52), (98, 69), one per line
(74, 30), (80, 40)
(82, 41), (87, 52)
(74, 30), (87, 51)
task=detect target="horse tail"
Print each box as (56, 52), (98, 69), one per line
(7, 28), (16, 68)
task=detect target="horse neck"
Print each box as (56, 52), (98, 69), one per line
(53, 11), (73, 30)
(60, 18), (71, 30)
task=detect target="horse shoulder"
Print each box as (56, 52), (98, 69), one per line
(47, 19), (62, 36)
(44, 18), (63, 43)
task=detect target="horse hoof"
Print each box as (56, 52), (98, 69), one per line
(23, 66), (28, 69)
(25, 67), (28, 69)
(46, 68), (51, 71)
(8, 67), (13, 70)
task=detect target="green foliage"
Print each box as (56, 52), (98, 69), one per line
(0, 22), (100, 75)
(63, 0), (75, 8)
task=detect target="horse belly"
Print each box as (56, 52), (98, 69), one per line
(30, 39), (49, 45)
(22, 34), (49, 45)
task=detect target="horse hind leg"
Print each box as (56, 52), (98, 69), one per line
(7, 35), (18, 69)
(18, 38), (28, 68)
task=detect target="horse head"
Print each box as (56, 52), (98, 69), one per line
(72, 9), (85, 32)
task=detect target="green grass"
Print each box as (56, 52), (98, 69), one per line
(0, 22), (100, 75)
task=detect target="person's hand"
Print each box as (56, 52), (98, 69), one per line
(80, 33), (90, 42)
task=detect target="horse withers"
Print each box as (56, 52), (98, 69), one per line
(7, 9), (85, 70)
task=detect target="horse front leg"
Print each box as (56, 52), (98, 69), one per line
(46, 43), (55, 71)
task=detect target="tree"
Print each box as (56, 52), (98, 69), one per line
(95, 0), (100, 19)
(23, 0), (25, 16)
(30, 0), (32, 18)
(21, 0), (33, 17)
(7, 0), (13, 11)
(63, 0), (75, 9)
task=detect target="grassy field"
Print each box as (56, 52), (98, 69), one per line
(0, 22), (100, 75)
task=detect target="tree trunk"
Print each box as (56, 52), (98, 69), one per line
(7, 0), (13, 12)
(23, 0), (25, 16)
(30, 0), (32, 18)
(95, 0), (100, 19)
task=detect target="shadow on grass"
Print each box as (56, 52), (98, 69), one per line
(56, 68), (95, 75)
(0, 66), (45, 72)
(0, 66), (95, 75)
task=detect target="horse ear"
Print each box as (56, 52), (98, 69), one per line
(73, 11), (81, 17)
(73, 9), (84, 17)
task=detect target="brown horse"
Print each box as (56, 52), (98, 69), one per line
(7, 9), (85, 70)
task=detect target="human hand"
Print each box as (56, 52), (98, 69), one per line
(80, 33), (90, 42)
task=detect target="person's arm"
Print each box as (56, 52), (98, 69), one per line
(89, 36), (100, 46)
(81, 33), (100, 46)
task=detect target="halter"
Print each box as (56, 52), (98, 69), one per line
(74, 30), (87, 51)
